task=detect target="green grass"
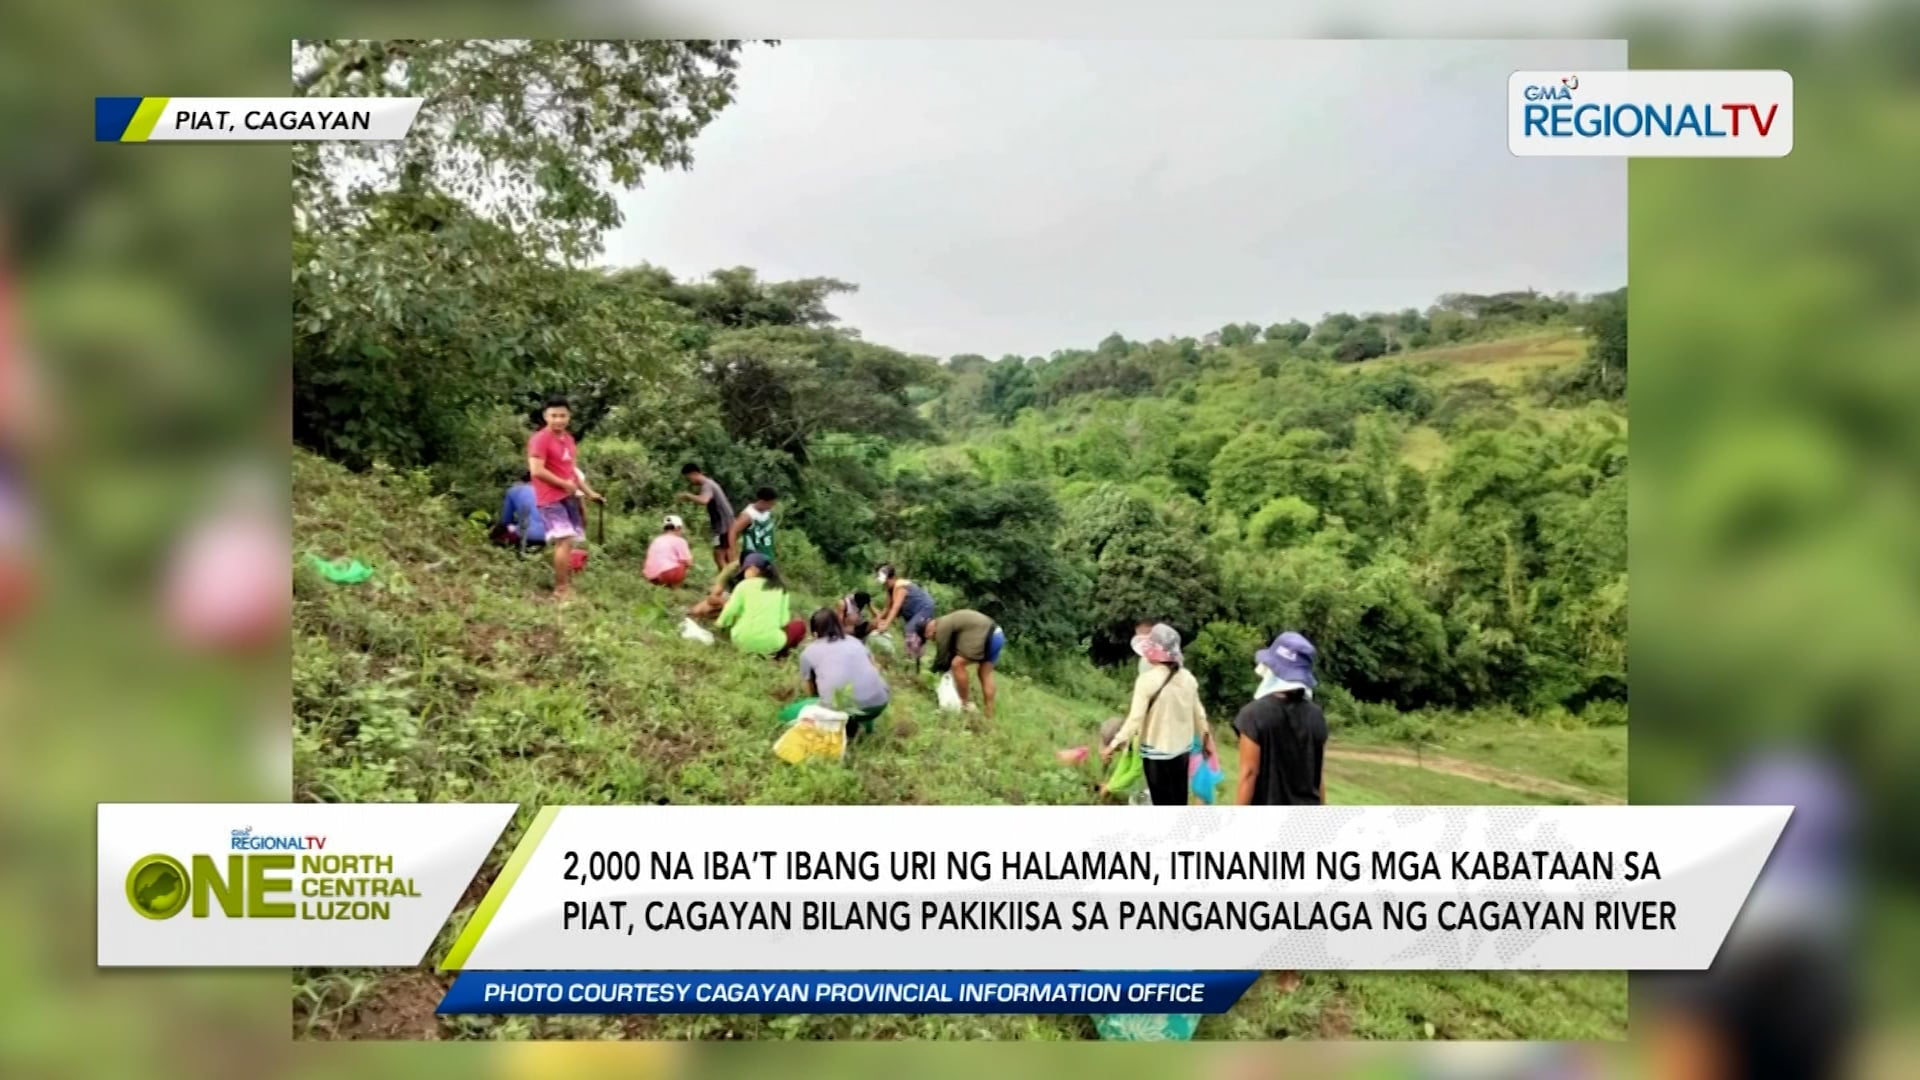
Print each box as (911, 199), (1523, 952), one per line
(1323, 759), (1568, 806)
(292, 450), (1625, 1041)
(1374, 331), (1589, 388)
(1399, 424), (1451, 471)
(1339, 719), (1628, 800)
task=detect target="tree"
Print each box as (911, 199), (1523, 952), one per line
(1427, 308), (1471, 343)
(1587, 288), (1628, 395)
(1218, 323), (1259, 347)
(1265, 320), (1311, 348)
(1539, 288), (1627, 403)
(293, 39), (762, 260)
(1335, 323), (1389, 363)
(984, 359), (1039, 423)
(1247, 496), (1320, 547)
(293, 215), (680, 468)
(1059, 487), (1220, 660)
(704, 327), (939, 464)
(1312, 312), (1359, 344)
(623, 265), (856, 329)
(885, 472), (1087, 650)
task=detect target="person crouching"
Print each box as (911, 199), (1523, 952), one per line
(644, 514), (694, 587)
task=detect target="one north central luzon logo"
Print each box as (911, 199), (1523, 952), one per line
(124, 828), (420, 922)
(1521, 75), (1780, 140)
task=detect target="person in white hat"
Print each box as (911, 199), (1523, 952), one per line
(644, 513), (695, 587)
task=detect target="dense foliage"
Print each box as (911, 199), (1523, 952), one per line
(292, 39), (1627, 724)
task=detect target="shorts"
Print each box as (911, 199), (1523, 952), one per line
(647, 565), (689, 586)
(777, 618), (806, 658)
(539, 504), (581, 542)
(986, 627), (1006, 664)
(712, 530), (731, 549)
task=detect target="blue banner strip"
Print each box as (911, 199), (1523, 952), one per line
(438, 971), (1260, 1015)
(95, 97), (142, 141)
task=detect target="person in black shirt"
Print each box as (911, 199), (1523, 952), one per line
(1232, 631), (1327, 806)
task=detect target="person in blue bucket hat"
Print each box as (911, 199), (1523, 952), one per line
(1233, 631), (1328, 807)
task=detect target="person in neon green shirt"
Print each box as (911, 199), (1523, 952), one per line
(716, 553), (805, 659)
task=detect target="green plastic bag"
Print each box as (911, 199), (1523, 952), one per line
(1091, 1013), (1201, 1041)
(1104, 739), (1145, 799)
(303, 554), (374, 585)
(778, 698), (819, 726)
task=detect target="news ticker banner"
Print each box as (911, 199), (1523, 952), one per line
(101, 802), (1789, 1013)
(1509, 70), (1793, 157)
(94, 97), (422, 142)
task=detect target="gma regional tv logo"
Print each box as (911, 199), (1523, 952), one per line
(124, 829), (419, 922)
(1509, 70), (1792, 157)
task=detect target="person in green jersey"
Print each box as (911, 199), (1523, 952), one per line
(727, 485), (779, 561)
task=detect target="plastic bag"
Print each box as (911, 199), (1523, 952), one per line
(778, 698), (819, 726)
(1189, 742), (1224, 804)
(680, 618), (716, 645)
(935, 672), (962, 712)
(1105, 740), (1145, 801)
(303, 554), (374, 585)
(773, 705), (849, 764)
(1092, 1013), (1200, 1041)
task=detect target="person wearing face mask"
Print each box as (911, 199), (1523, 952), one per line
(871, 563), (937, 671)
(1133, 620), (1157, 676)
(1101, 623), (1213, 806)
(1233, 631), (1327, 807)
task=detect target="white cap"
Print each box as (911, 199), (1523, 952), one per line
(663, 514), (685, 530)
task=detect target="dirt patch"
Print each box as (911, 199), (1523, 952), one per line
(630, 728), (713, 774)
(334, 971), (449, 1041)
(1314, 996), (1354, 1038)
(1326, 746), (1622, 804)
(463, 622), (513, 660)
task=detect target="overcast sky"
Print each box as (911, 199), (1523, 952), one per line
(602, 40), (1625, 359)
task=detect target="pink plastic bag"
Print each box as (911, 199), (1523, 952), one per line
(1056, 746), (1090, 766)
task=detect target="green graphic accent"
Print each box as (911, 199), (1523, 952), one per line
(126, 854), (189, 919)
(123, 97), (170, 142)
(439, 805), (557, 971)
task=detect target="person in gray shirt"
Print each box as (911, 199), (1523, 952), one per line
(799, 608), (891, 742)
(678, 463), (736, 570)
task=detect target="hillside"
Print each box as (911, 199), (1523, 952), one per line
(292, 449), (1625, 1041)
(289, 41), (1631, 1045)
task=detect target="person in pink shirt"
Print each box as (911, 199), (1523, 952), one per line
(644, 514), (694, 586)
(526, 395), (603, 598)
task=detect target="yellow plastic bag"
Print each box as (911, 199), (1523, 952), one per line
(773, 706), (849, 765)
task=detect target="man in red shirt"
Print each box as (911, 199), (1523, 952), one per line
(525, 396), (602, 598)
